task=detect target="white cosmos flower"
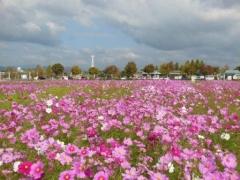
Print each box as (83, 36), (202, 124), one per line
(46, 99), (53, 106)
(198, 135), (205, 139)
(220, 133), (231, 141)
(181, 106), (187, 114)
(101, 123), (108, 131)
(56, 140), (66, 149)
(13, 161), (21, 172)
(46, 107), (52, 114)
(0, 161), (3, 167)
(98, 116), (104, 120)
(40, 135), (45, 141)
(192, 173), (201, 180)
(224, 133), (231, 140)
(168, 162), (175, 173)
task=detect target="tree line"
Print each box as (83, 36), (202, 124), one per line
(2, 59), (239, 79)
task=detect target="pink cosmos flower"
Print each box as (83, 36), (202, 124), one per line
(29, 161), (44, 179)
(202, 171), (222, 180)
(55, 152), (73, 165)
(112, 146), (127, 161)
(65, 144), (78, 155)
(122, 167), (138, 180)
(123, 138), (133, 146)
(221, 153), (237, 169)
(2, 152), (14, 163)
(20, 128), (40, 147)
(72, 161), (86, 178)
(78, 148), (89, 157)
(59, 170), (75, 180)
(199, 160), (216, 175)
(18, 161), (33, 176)
(150, 172), (169, 180)
(93, 171), (109, 180)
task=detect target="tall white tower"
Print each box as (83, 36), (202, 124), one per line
(91, 55), (95, 68)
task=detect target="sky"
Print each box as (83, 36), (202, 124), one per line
(0, 0), (240, 69)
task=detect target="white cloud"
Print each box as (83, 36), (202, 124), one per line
(46, 21), (65, 35)
(23, 22), (41, 33)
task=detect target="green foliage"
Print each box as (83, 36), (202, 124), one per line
(143, 64), (155, 74)
(88, 67), (99, 76)
(38, 86), (72, 98)
(0, 92), (31, 109)
(52, 63), (64, 76)
(180, 59), (219, 75)
(159, 61), (175, 75)
(35, 65), (45, 77)
(124, 61), (137, 78)
(210, 132), (240, 172)
(71, 65), (81, 75)
(46, 65), (53, 78)
(104, 65), (120, 79)
(235, 66), (240, 71)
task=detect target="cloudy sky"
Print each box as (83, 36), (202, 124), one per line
(0, 0), (239, 69)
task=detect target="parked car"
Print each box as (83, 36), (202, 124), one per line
(205, 75), (215, 81)
(233, 74), (240, 80)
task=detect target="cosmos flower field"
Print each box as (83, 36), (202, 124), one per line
(0, 80), (240, 180)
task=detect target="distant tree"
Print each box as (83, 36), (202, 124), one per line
(46, 65), (53, 78)
(121, 70), (126, 77)
(71, 65), (81, 75)
(124, 61), (137, 78)
(220, 65), (229, 74)
(174, 62), (180, 70)
(5, 67), (17, 79)
(159, 61), (174, 75)
(104, 65), (120, 79)
(200, 65), (219, 75)
(52, 63), (64, 77)
(98, 71), (106, 78)
(88, 67), (99, 76)
(143, 64), (155, 74)
(235, 66), (240, 71)
(35, 65), (45, 77)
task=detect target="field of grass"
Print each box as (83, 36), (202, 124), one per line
(0, 80), (240, 179)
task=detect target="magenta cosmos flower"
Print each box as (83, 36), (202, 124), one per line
(93, 171), (109, 180)
(30, 161), (44, 179)
(18, 161), (33, 176)
(59, 170), (75, 180)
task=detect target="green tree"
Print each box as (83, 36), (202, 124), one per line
(143, 64), (155, 74)
(88, 67), (99, 76)
(35, 65), (45, 77)
(71, 65), (81, 75)
(174, 62), (179, 70)
(46, 65), (53, 78)
(52, 63), (64, 77)
(124, 61), (137, 78)
(235, 66), (240, 71)
(159, 61), (174, 75)
(5, 67), (17, 79)
(104, 65), (120, 79)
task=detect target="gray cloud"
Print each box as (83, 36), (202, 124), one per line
(0, 0), (90, 45)
(0, 0), (239, 67)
